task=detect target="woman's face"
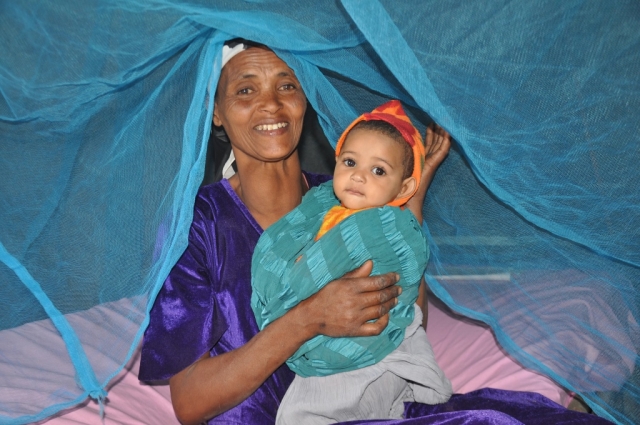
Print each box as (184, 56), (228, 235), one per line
(213, 47), (307, 163)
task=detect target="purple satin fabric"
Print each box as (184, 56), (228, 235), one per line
(140, 172), (330, 424)
(350, 389), (612, 424)
(140, 173), (611, 425)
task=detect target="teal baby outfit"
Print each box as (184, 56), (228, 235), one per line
(251, 180), (428, 377)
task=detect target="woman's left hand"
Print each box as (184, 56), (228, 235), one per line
(292, 260), (401, 339)
(406, 123), (451, 223)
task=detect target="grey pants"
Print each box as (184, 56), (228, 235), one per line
(276, 305), (453, 424)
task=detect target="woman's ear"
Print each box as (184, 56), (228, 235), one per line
(213, 102), (222, 127)
(396, 176), (417, 201)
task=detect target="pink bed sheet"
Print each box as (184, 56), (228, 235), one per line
(426, 295), (572, 406)
(34, 295), (571, 424)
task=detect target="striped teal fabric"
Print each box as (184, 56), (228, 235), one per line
(251, 181), (428, 377)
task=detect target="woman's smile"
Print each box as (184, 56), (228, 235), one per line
(254, 121), (289, 132)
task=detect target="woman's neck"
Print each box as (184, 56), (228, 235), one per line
(229, 153), (307, 230)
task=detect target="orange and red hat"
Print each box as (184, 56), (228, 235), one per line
(335, 100), (425, 207)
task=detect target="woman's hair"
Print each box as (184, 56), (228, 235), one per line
(225, 38), (266, 50)
(350, 120), (414, 180)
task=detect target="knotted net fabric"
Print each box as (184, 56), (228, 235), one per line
(0, 1), (638, 424)
(251, 181), (427, 377)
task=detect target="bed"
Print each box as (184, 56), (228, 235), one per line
(0, 295), (575, 425)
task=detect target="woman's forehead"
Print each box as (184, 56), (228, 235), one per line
(223, 47), (293, 79)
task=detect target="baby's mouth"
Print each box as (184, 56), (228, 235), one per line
(345, 188), (363, 196)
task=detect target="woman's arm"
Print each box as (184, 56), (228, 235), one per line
(406, 123), (451, 223)
(407, 124), (449, 331)
(169, 260), (400, 425)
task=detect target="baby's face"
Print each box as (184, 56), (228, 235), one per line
(333, 128), (409, 210)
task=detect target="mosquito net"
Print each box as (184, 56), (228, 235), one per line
(0, 1), (638, 424)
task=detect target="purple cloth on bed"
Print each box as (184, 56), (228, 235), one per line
(139, 173), (611, 425)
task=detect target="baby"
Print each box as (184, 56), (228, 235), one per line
(251, 100), (452, 424)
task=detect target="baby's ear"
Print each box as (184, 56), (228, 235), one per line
(396, 176), (417, 200)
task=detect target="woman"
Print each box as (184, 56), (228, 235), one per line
(139, 42), (610, 425)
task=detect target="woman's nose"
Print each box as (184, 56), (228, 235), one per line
(259, 89), (283, 113)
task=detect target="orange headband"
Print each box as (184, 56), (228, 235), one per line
(335, 100), (425, 207)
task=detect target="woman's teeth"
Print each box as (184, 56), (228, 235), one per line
(255, 122), (288, 131)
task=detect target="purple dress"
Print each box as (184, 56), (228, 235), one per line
(140, 173), (612, 425)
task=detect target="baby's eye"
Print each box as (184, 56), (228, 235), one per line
(343, 158), (356, 167)
(372, 167), (386, 176)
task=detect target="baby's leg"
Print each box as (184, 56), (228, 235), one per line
(276, 367), (409, 424)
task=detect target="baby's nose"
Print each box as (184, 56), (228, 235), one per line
(350, 171), (365, 182)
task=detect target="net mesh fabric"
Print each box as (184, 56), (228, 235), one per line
(0, 1), (638, 424)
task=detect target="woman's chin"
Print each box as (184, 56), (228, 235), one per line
(259, 147), (300, 163)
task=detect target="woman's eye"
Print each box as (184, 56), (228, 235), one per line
(372, 167), (386, 176)
(237, 87), (253, 95)
(280, 83), (297, 91)
(343, 158), (355, 167)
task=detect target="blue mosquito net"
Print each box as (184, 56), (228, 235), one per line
(0, 1), (638, 424)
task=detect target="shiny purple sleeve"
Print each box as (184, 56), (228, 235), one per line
(139, 200), (227, 381)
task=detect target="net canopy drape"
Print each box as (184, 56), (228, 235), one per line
(0, 1), (638, 424)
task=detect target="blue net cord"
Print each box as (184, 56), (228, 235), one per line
(0, 1), (638, 424)
(0, 242), (106, 421)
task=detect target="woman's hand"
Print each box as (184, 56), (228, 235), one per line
(293, 260), (401, 339)
(406, 123), (451, 223)
(424, 123), (451, 170)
